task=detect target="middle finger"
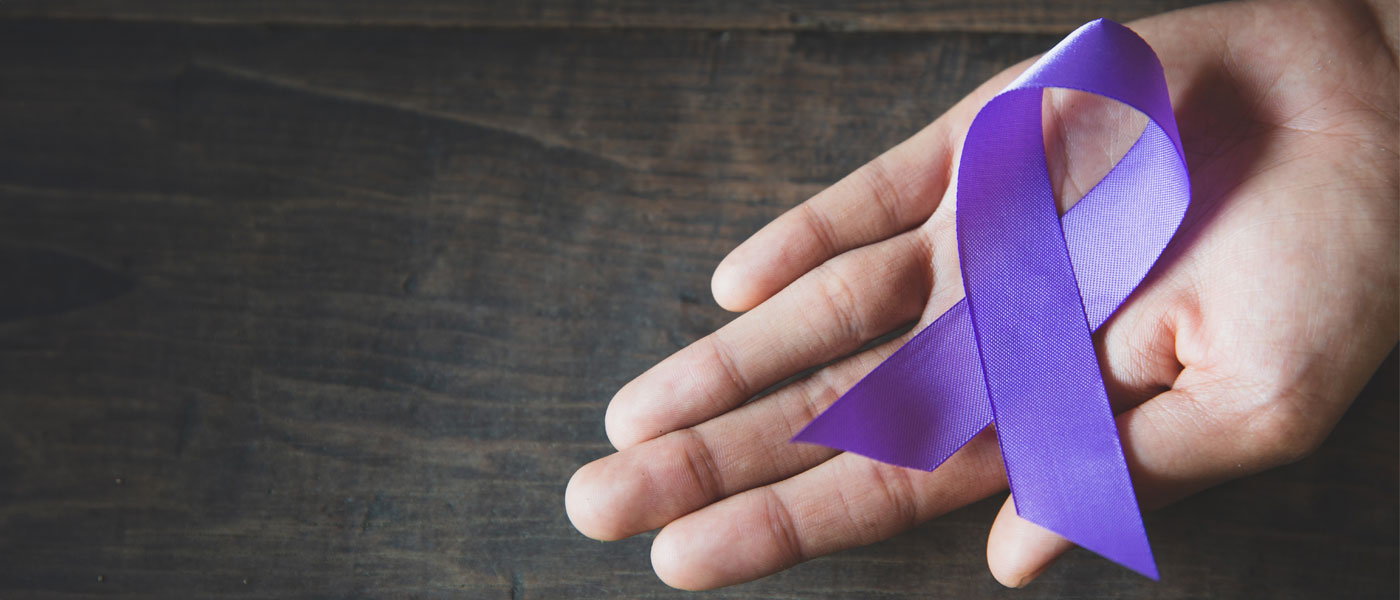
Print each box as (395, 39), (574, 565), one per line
(605, 229), (936, 450)
(566, 326), (908, 541)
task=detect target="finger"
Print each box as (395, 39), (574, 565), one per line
(626, 192), (1176, 589)
(986, 496), (1072, 588)
(650, 428), (1009, 590)
(606, 231), (933, 450)
(625, 309), (1175, 589)
(711, 59), (1042, 313)
(567, 331), (900, 541)
(710, 125), (953, 312)
(587, 241), (1176, 566)
(985, 368), (1343, 586)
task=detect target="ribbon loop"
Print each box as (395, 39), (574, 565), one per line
(794, 19), (1189, 579)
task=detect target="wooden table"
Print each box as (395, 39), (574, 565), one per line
(0, 1), (1394, 597)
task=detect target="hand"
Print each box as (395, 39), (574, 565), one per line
(565, 0), (1399, 589)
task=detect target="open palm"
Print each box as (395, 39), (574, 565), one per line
(566, 0), (1398, 589)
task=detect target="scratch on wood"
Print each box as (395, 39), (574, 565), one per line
(510, 571), (523, 600)
(186, 60), (643, 172)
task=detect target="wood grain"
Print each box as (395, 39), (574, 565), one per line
(0, 1), (1207, 33)
(0, 6), (1393, 599)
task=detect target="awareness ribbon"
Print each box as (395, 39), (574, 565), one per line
(793, 19), (1189, 579)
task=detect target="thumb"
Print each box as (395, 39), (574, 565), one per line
(986, 495), (1073, 587)
(985, 369), (1336, 586)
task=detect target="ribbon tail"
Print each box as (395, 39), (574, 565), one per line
(792, 300), (993, 472)
(953, 19), (1173, 579)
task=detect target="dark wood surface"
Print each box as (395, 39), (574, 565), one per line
(0, 0), (1206, 32)
(0, 2), (1395, 598)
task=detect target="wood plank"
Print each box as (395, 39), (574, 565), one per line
(0, 0), (1211, 33)
(0, 18), (1393, 599)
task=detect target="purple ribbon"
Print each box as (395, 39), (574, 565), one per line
(793, 19), (1189, 579)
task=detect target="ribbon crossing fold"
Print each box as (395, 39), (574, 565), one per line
(792, 19), (1190, 579)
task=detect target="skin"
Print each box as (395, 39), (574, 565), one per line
(565, 0), (1399, 590)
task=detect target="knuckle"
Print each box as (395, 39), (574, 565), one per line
(1239, 390), (1327, 466)
(784, 374), (843, 439)
(864, 462), (920, 534)
(762, 488), (807, 565)
(858, 155), (907, 230)
(706, 334), (753, 399)
(800, 202), (842, 258)
(813, 262), (865, 341)
(676, 429), (725, 502)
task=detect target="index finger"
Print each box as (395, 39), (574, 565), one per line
(710, 61), (1036, 312)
